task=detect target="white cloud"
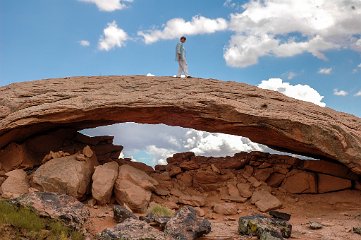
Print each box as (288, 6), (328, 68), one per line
(225, 0), (361, 67)
(138, 16), (228, 44)
(79, 0), (132, 11)
(286, 71), (297, 80)
(146, 73), (155, 76)
(354, 90), (361, 97)
(353, 63), (361, 73)
(318, 67), (332, 75)
(79, 40), (90, 47)
(333, 89), (348, 96)
(98, 21), (128, 51)
(258, 78), (326, 107)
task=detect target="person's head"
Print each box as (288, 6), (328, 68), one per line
(180, 36), (186, 43)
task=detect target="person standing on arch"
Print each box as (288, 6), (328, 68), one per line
(176, 36), (191, 78)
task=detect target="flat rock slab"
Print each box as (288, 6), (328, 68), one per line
(0, 76), (361, 173)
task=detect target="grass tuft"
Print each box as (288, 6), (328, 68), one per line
(147, 204), (174, 218)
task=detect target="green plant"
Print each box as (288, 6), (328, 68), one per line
(147, 204), (174, 218)
(0, 200), (44, 231)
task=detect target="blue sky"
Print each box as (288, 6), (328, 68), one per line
(1, 0), (361, 165)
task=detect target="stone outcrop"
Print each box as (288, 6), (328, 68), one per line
(15, 192), (89, 229)
(32, 148), (98, 199)
(92, 161), (119, 204)
(0, 76), (360, 173)
(114, 164), (158, 213)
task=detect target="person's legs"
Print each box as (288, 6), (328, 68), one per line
(182, 60), (189, 77)
(177, 60), (183, 77)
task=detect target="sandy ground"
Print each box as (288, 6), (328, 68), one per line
(86, 190), (361, 240)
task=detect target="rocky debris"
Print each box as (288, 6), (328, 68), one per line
(92, 161), (119, 204)
(353, 227), (361, 235)
(308, 221), (323, 230)
(281, 170), (317, 193)
(15, 192), (89, 229)
(114, 164), (158, 213)
(113, 205), (137, 223)
(98, 218), (169, 240)
(32, 149), (98, 199)
(164, 206), (211, 239)
(317, 173), (352, 193)
(1, 76), (361, 174)
(251, 190), (282, 212)
(42, 150), (70, 164)
(213, 203), (237, 215)
(238, 215), (292, 239)
(269, 210), (291, 221)
(0, 169), (29, 198)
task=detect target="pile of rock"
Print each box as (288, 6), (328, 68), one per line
(0, 128), (122, 172)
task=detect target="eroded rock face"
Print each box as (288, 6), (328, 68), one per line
(0, 76), (360, 173)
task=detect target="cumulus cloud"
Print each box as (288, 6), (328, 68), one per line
(353, 63), (361, 73)
(98, 21), (128, 51)
(318, 67), (333, 75)
(79, 0), (132, 11)
(333, 89), (348, 96)
(224, 0), (361, 67)
(79, 40), (90, 47)
(146, 73), (155, 76)
(355, 90), (361, 97)
(138, 16), (228, 44)
(258, 78), (326, 107)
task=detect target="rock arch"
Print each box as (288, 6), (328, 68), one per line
(0, 76), (361, 173)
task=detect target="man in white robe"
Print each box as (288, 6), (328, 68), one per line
(176, 36), (191, 78)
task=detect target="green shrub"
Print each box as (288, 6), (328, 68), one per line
(147, 204), (174, 218)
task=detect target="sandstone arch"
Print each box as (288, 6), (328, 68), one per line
(0, 76), (360, 173)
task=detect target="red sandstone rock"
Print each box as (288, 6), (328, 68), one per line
(317, 174), (352, 193)
(236, 182), (253, 198)
(92, 161), (119, 204)
(114, 164), (158, 213)
(1, 76), (360, 173)
(32, 153), (98, 199)
(266, 172), (286, 187)
(167, 165), (182, 177)
(281, 170), (317, 194)
(179, 160), (200, 170)
(213, 203), (238, 215)
(254, 168), (274, 182)
(302, 160), (355, 179)
(1, 169), (29, 198)
(251, 190), (282, 212)
(0, 143), (36, 172)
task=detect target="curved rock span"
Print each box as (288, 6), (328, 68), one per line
(0, 76), (361, 173)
